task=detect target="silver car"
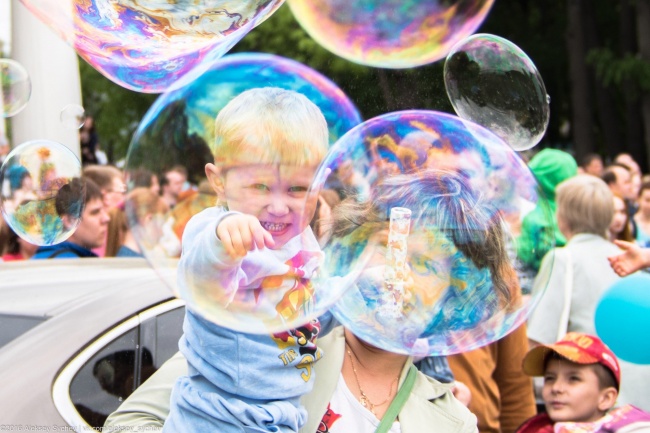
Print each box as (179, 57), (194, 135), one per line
(0, 258), (185, 430)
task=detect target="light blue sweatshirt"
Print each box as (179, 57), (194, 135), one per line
(164, 207), (336, 433)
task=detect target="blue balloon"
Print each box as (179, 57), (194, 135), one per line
(595, 274), (650, 365)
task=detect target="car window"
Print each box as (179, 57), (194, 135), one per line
(68, 306), (185, 427)
(140, 306), (185, 370)
(0, 314), (48, 348)
(69, 328), (139, 427)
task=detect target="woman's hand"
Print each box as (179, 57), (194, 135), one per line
(451, 380), (472, 407)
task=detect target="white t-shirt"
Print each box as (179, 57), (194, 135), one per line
(318, 374), (401, 433)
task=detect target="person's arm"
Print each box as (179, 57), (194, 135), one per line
(103, 352), (187, 431)
(177, 209), (250, 302)
(608, 240), (650, 276)
(494, 324), (537, 433)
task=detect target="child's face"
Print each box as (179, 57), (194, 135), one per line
(542, 359), (614, 423)
(213, 163), (319, 248)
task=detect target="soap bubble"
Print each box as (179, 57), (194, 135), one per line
(124, 59), (361, 332)
(1, 59), (32, 118)
(309, 110), (553, 356)
(60, 104), (86, 130)
(20, 0), (285, 92)
(0, 140), (84, 246)
(444, 34), (550, 151)
(287, 0), (495, 68)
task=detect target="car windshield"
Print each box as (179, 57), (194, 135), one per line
(0, 314), (48, 348)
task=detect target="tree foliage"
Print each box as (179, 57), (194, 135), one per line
(79, 0), (650, 169)
(126, 99), (212, 185)
(588, 49), (650, 93)
(79, 59), (157, 163)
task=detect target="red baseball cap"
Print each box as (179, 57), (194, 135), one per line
(522, 332), (621, 389)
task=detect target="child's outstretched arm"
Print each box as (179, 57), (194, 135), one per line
(178, 209), (274, 302)
(217, 213), (275, 260)
(608, 240), (650, 276)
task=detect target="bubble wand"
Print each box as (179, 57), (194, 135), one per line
(379, 207), (412, 318)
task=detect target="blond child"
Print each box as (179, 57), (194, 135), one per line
(516, 332), (650, 433)
(163, 88), (335, 432)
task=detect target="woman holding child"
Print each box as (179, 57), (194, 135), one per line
(105, 87), (480, 432)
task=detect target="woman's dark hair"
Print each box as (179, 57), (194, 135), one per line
(329, 169), (513, 308)
(0, 221), (20, 255)
(55, 177), (102, 218)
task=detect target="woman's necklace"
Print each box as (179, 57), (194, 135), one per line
(345, 342), (399, 415)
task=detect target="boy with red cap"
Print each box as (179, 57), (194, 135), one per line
(516, 332), (650, 433)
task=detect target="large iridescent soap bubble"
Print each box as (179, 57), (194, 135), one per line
(307, 110), (554, 356)
(124, 56), (361, 332)
(1, 59), (32, 118)
(0, 140), (84, 246)
(444, 34), (550, 151)
(19, 0), (284, 92)
(287, 0), (494, 68)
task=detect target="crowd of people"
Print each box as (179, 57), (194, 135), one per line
(0, 163), (187, 260)
(2, 93), (650, 432)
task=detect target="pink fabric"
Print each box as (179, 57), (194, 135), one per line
(554, 405), (650, 433)
(516, 406), (650, 433)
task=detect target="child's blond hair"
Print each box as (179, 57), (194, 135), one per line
(212, 87), (328, 167)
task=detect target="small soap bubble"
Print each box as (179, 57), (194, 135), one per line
(0, 59), (32, 118)
(60, 104), (86, 130)
(0, 140), (84, 246)
(444, 34), (550, 151)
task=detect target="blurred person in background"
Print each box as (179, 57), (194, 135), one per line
(309, 188), (341, 247)
(160, 165), (187, 209)
(579, 153), (604, 177)
(83, 165), (127, 256)
(516, 149), (578, 294)
(0, 219), (38, 261)
(634, 181), (650, 247)
(602, 163), (637, 221)
(0, 136), (9, 165)
(32, 178), (110, 259)
(95, 143), (109, 165)
(447, 323), (537, 433)
(83, 165), (126, 211)
(157, 179), (216, 258)
(609, 194), (634, 243)
(105, 187), (169, 258)
(614, 153), (642, 199)
(128, 168), (160, 196)
(527, 174), (650, 410)
(1, 166), (36, 214)
(80, 116), (100, 166)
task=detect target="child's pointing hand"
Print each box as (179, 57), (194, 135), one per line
(217, 214), (275, 260)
